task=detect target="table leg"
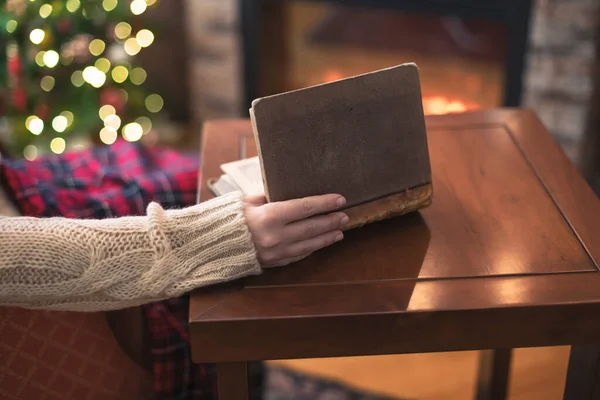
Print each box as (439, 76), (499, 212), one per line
(475, 349), (512, 400)
(563, 344), (600, 399)
(217, 362), (249, 400)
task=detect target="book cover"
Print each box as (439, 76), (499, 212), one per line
(250, 63), (433, 229)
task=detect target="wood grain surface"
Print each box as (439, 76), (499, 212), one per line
(192, 108), (600, 372)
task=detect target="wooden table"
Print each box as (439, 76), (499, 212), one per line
(190, 109), (600, 400)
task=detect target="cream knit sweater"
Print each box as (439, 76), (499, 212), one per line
(0, 191), (262, 312)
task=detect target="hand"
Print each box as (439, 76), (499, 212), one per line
(243, 193), (349, 268)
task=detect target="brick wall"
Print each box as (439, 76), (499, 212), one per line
(523, 0), (600, 164)
(184, 0), (243, 126)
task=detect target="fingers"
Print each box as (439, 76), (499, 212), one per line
(283, 212), (349, 243)
(282, 229), (344, 260)
(268, 194), (347, 224)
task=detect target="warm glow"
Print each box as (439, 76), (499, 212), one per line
(130, 68), (147, 85)
(43, 51), (60, 68)
(66, 0), (81, 12)
(104, 114), (122, 130)
(146, 0), (157, 5)
(71, 70), (84, 87)
(100, 127), (118, 144)
(39, 4), (53, 18)
(50, 137), (66, 154)
(112, 65), (129, 83)
(123, 123), (143, 142)
(89, 39), (106, 56)
(145, 94), (164, 113)
(136, 29), (154, 47)
(30, 29), (45, 44)
(124, 38), (141, 56)
(323, 69), (344, 83)
(318, 69), (478, 116)
(6, 20), (17, 33)
(60, 111), (75, 126)
(27, 117), (44, 135)
(24, 145), (38, 161)
(115, 22), (132, 39)
(130, 0), (147, 15)
(52, 115), (69, 133)
(40, 76), (55, 92)
(136, 116), (152, 134)
(35, 51), (46, 66)
(82, 66), (106, 88)
(102, 0), (118, 11)
(99, 105), (116, 120)
(95, 58), (111, 73)
(422, 96), (470, 115)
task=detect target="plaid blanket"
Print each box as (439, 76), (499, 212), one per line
(0, 140), (247, 399)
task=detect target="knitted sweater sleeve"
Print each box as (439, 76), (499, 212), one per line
(0, 191), (262, 312)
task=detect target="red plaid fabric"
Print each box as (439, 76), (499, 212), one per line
(0, 140), (219, 399)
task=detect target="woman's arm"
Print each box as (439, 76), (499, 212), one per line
(0, 191), (261, 312)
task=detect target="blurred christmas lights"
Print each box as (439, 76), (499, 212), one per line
(50, 137), (66, 154)
(99, 105), (117, 120)
(30, 29), (45, 45)
(4, 0), (163, 156)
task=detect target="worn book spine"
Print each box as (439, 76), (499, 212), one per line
(341, 184), (433, 230)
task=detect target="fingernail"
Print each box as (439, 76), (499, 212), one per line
(336, 196), (346, 207)
(335, 232), (344, 241)
(340, 215), (349, 225)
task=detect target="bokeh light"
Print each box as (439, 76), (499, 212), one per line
(24, 145), (38, 161)
(145, 94), (164, 113)
(39, 4), (53, 18)
(124, 38), (141, 56)
(136, 29), (154, 47)
(27, 117), (44, 135)
(52, 116), (69, 133)
(111, 65), (129, 83)
(6, 20), (18, 33)
(136, 116), (152, 134)
(115, 22), (132, 40)
(89, 39), (106, 56)
(130, 68), (147, 85)
(82, 66), (106, 88)
(30, 29), (45, 44)
(123, 123), (143, 142)
(102, 0), (118, 12)
(99, 105), (116, 120)
(95, 58), (111, 73)
(50, 137), (66, 154)
(100, 127), (118, 145)
(43, 51), (60, 68)
(104, 114), (122, 130)
(40, 76), (55, 92)
(130, 0), (147, 15)
(66, 0), (81, 12)
(60, 111), (75, 126)
(71, 70), (85, 87)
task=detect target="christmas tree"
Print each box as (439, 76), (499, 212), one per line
(0, 0), (164, 159)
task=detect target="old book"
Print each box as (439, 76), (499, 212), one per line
(208, 157), (264, 197)
(250, 63), (433, 230)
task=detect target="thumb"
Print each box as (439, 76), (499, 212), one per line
(243, 192), (267, 206)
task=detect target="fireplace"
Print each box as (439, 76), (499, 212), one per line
(241, 0), (533, 115)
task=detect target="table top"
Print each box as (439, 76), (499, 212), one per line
(190, 109), (600, 364)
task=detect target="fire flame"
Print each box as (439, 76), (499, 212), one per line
(320, 69), (477, 116)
